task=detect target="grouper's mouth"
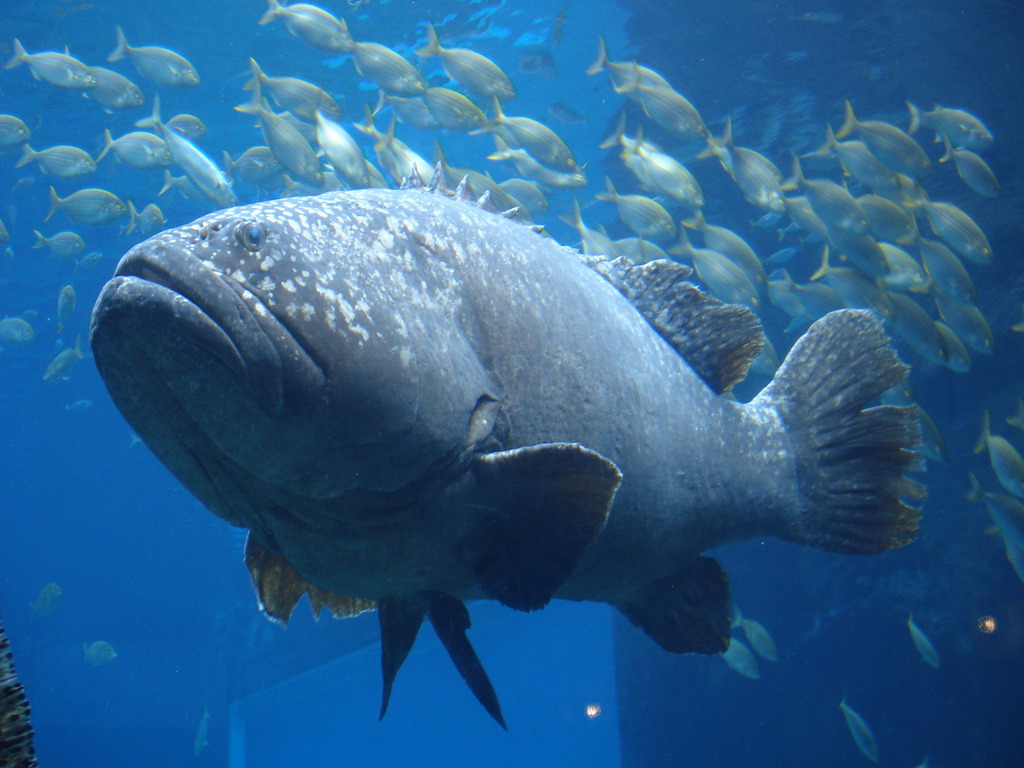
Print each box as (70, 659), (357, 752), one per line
(92, 243), (325, 420)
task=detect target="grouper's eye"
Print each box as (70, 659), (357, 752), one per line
(235, 221), (266, 252)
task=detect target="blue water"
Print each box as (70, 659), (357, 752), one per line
(1, 0), (1022, 766)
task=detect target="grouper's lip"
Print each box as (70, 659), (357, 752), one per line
(102, 244), (325, 418)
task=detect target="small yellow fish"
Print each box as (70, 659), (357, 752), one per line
(43, 334), (84, 381)
(32, 230), (86, 261)
(907, 102), (992, 151)
(107, 26), (199, 88)
(417, 23), (515, 101)
(314, 113), (372, 189)
(487, 136), (586, 189)
(4, 39), (96, 89)
(560, 199), (617, 257)
(837, 100), (930, 179)
(46, 186), (127, 226)
(919, 237), (976, 305)
(124, 201), (165, 236)
(259, 0), (354, 53)
(0, 114), (31, 150)
(484, 98), (579, 173)
(245, 58), (342, 124)
(918, 200), (992, 264)
(839, 696), (879, 762)
(888, 293), (948, 365)
(703, 118), (783, 211)
(166, 113), (207, 141)
(974, 410), (1024, 497)
(934, 321), (970, 374)
(934, 294), (993, 354)
(83, 66), (144, 111)
(29, 582), (61, 619)
(597, 177), (676, 242)
(16, 144), (96, 179)
(422, 87), (487, 132)
(194, 706), (210, 756)
(56, 285), (76, 334)
(0, 317), (35, 346)
(83, 640), (118, 666)
(586, 36), (670, 95)
(352, 41), (427, 97)
(235, 85), (323, 188)
(96, 129), (172, 170)
(940, 136), (999, 198)
(907, 612), (940, 669)
(672, 230), (760, 309)
(857, 194), (918, 245)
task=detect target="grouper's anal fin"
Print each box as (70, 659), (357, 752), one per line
(468, 442), (622, 611)
(617, 556), (732, 655)
(244, 534), (376, 624)
(378, 592), (505, 729)
(581, 254), (764, 394)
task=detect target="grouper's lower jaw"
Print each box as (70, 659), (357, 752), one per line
(102, 243), (325, 418)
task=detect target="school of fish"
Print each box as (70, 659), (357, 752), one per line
(0, 0), (1013, 758)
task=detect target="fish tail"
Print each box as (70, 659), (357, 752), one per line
(13, 144), (34, 169)
(835, 99), (857, 140)
(258, 0), (282, 25)
(0, 611), (39, 766)
(973, 410), (990, 454)
(698, 116), (732, 160)
(95, 128), (114, 163)
(243, 57), (264, 91)
(31, 230), (46, 249)
(585, 36), (609, 76)
(752, 309), (924, 554)
(45, 186), (61, 222)
(811, 123), (838, 156)
(107, 25), (128, 63)
(938, 134), (954, 163)
(158, 169), (175, 197)
(134, 92), (161, 130)
(906, 101), (921, 134)
(4, 39), (27, 70)
(415, 23), (441, 58)
(598, 110), (627, 150)
(123, 200), (139, 236)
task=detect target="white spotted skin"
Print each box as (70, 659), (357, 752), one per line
(103, 187), (800, 605)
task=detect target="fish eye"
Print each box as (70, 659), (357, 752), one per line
(235, 221), (266, 252)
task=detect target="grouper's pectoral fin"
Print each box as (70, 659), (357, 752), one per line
(616, 556), (732, 655)
(378, 592), (505, 729)
(468, 442), (622, 611)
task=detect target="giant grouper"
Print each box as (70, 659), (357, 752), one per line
(89, 170), (923, 728)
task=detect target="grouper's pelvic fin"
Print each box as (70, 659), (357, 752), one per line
(378, 593), (506, 729)
(753, 309), (925, 553)
(1, 607), (39, 768)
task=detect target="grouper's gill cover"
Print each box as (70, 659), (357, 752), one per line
(89, 173), (924, 728)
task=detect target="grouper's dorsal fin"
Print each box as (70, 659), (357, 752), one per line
(582, 254), (765, 394)
(244, 534), (376, 624)
(468, 442), (621, 611)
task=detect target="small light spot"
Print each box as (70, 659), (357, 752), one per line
(978, 615), (997, 634)
(585, 703), (601, 719)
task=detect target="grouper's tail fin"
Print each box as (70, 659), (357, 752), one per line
(753, 309), (924, 554)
